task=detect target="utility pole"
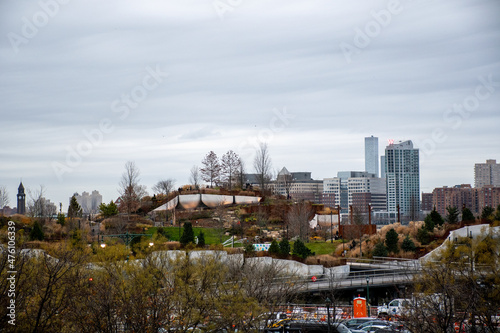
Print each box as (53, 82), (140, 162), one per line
(330, 210), (333, 243)
(338, 205), (343, 253)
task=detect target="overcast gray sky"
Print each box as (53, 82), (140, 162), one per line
(1, 0), (499, 211)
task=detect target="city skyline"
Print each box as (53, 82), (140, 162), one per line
(1, 1), (499, 211)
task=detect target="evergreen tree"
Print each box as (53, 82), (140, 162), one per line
(244, 241), (255, 255)
(197, 230), (206, 248)
(268, 239), (280, 255)
(417, 227), (431, 245)
(446, 206), (459, 224)
(495, 205), (500, 222)
(481, 206), (494, 221)
(292, 239), (314, 259)
(30, 221), (44, 241)
(385, 228), (399, 253)
(57, 213), (65, 226)
(157, 227), (169, 239)
(68, 195), (82, 219)
(279, 238), (291, 257)
(401, 235), (417, 252)
(180, 222), (195, 246)
(430, 209), (444, 226)
(461, 207), (475, 222)
(99, 200), (119, 218)
(372, 242), (388, 257)
(424, 214), (435, 232)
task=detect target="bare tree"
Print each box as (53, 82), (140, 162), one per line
(287, 202), (314, 242)
(153, 178), (175, 196)
(221, 150), (241, 190)
(0, 185), (8, 216)
(189, 165), (201, 189)
(200, 151), (221, 188)
(254, 143), (272, 192)
(234, 158), (246, 189)
(404, 232), (500, 333)
(27, 185), (56, 223)
(118, 161), (147, 220)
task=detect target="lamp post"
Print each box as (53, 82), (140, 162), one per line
(330, 210), (333, 243)
(325, 297), (331, 333)
(338, 205), (344, 253)
(366, 277), (370, 317)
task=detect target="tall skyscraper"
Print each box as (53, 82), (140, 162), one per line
(71, 190), (103, 214)
(380, 156), (386, 179)
(365, 136), (379, 177)
(17, 182), (26, 215)
(385, 140), (420, 220)
(474, 159), (500, 188)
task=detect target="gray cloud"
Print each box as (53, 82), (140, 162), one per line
(1, 0), (499, 209)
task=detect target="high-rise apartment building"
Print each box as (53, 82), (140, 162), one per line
(365, 136), (379, 177)
(474, 159), (500, 188)
(380, 156), (386, 179)
(323, 171), (385, 213)
(71, 190), (103, 214)
(385, 140), (420, 220)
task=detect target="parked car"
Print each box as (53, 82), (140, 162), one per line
(355, 320), (391, 330)
(341, 317), (376, 329)
(351, 324), (392, 333)
(283, 319), (355, 333)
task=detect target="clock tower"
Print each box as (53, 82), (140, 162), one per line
(17, 182), (26, 215)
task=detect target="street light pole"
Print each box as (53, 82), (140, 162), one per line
(366, 277), (370, 317)
(325, 297), (331, 333)
(338, 205), (344, 254)
(330, 210), (333, 243)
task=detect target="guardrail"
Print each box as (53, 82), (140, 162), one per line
(306, 268), (416, 291)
